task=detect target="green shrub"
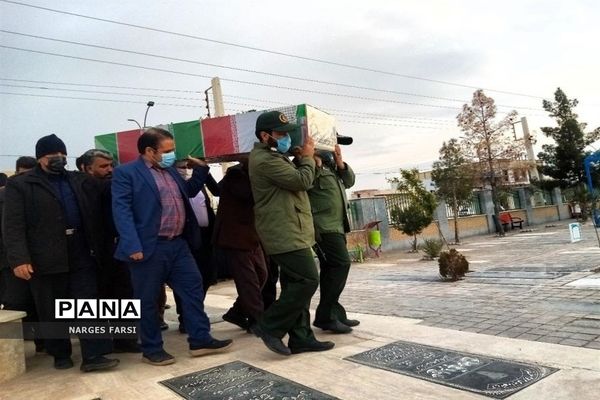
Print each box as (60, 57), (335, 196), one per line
(420, 238), (443, 259)
(349, 245), (364, 263)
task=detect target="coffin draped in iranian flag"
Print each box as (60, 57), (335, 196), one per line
(94, 104), (337, 164)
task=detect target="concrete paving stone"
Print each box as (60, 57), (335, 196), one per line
(543, 319), (568, 326)
(427, 317), (446, 322)
(583, 341), (600, 350)
(466, 318), (488, 324)
(538, 336), (564, 344)
(439, 319), (458, 325)
(429, 323), (453, 329)
(481, 318), (503, 325)
(455, 321), (476, 327)
(528, 329), (556, 337)
(495, 324), (520, 331)
(509, 319), (530, 325)
(558, 326), (600, 335)
(479, 329), (505, 335)
(545, 330), (573, 338)
(568, 333), (599, 341)
(515, 333), (542, 341)
(537, 324), (562, 332)
(503, 327), (530, 333)
(520, 313), (542, 319)
(535, 317), (563, 323)
(460, 327), (482, 333)
(558, 338), (590, 347)
(554, 317), (579, 324)
(520, 322), (542, 328)
(497, 330), (523, 338)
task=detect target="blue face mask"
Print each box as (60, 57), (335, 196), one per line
(158, 151), (176, 168)
(273, 134), (291, 154)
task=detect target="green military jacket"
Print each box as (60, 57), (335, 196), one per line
(308, 162), (355, 235)
(249, 142), (316, 255)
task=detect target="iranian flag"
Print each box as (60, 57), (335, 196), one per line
(94, 104), (337, 164)
(94, 121), (205, 162)
(94, 129), (140, 164)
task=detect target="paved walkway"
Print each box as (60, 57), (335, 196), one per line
(0, 219), (598, 399)
(339, 221), (600, 350)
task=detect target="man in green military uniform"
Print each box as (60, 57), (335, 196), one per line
(309, 143), (359, 334)
(249, 110), (334, 356)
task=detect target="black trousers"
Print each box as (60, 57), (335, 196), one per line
(29, 234), (112, 360)
(195, 226), (218, 293)
(314, 233), (352, 324)
(219, 245), (268, 323)
(97, 255), (138, 348)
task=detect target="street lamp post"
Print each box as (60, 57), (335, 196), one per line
(127, 118), (143, 134)
(143, 101), (155, 127)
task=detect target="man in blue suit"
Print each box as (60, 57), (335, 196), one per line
(111, 128), (232, 365)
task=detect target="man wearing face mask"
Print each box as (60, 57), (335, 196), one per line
(111, 128), (232, 366)
(308, 144), (358, 334)
(249, 111), (334, 356)
(2, 134), (119, 372)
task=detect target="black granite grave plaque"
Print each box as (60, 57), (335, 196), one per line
(345, 340), (557, 399)
(160, 361), (339, 400)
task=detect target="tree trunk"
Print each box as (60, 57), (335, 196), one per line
(491, 182), (505, 236)
(481, 107), (504, 237)
(452, 194), (460, 243)
(412, 234), (418, 252)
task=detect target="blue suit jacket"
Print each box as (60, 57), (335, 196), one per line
(111, 157), (209, 262)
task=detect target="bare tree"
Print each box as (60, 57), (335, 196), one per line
(457, 90), (520, 236)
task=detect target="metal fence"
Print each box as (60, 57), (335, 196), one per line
(445, 192), (484, 217)
(382, 193), (412, 225)
(383, 191), (485, 222)
(531, 189), (555, 207)
(502, 191), (522, 210)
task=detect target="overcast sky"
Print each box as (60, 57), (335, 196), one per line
(1, 0), (599, 190)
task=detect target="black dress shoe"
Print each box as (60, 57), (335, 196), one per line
(142, 350), (175, 366)
(54, 357), (74, 370)
(80, 356), (120, 372)
(341, 319), (360, 327)
(222, 311), (249, 330)
(313, 320), (352, 334)
(250, 324), (291, 356)
(189, 338), (233, 357)
(289, 340), (335, 354)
